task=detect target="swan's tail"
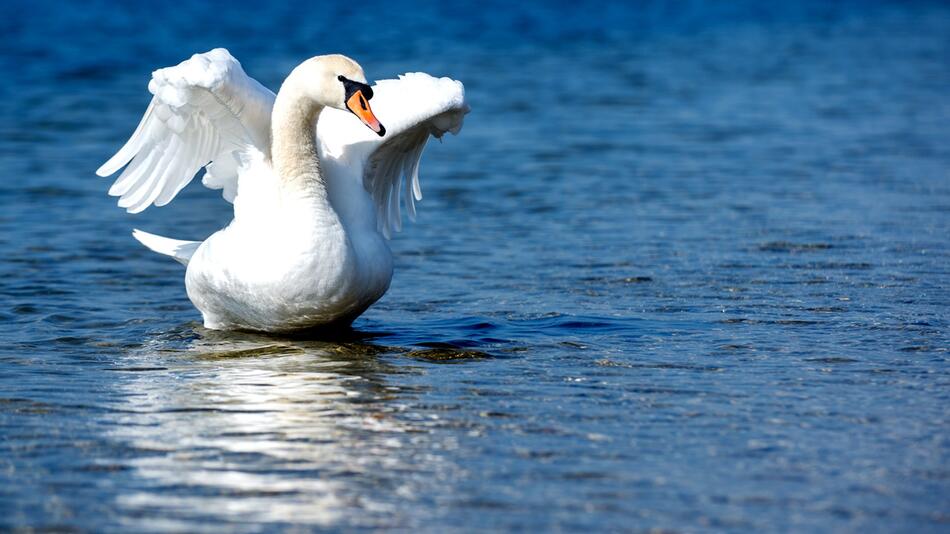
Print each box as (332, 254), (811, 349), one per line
(132, 229), (201, 266)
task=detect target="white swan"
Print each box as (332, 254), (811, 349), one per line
(97, 49), (468, 332)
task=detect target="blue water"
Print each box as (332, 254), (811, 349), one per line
(2, 0), (949, 531)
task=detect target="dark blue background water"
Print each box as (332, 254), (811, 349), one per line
(2, 0), (948, 531)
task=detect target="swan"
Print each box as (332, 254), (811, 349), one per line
(96, 49), (468, 332)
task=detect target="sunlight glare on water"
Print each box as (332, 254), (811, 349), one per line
(1, 0), (948, 531)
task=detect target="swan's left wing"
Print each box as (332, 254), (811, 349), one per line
(317, 73), (468, 238)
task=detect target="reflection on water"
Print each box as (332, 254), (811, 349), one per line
(2, 0), (949, 531)
(108, 328), (456, 529)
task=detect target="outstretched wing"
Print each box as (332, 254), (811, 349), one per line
(96, 48), (275, 213)
(317, 73), (468, 238)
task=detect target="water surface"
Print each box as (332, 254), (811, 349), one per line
(1, 0), (949, 531)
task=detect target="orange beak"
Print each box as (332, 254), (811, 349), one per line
(346, 90), (385, 137)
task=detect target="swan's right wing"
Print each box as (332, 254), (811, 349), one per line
(96, 48), (275, 213)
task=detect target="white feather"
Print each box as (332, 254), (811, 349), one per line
(132, 229), (200, 266)
(97, 51), (468, 332)
(97, 48), (275, 212)
(318, 72), (469, 238)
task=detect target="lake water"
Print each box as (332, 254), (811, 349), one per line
(2, 0), (948, 531)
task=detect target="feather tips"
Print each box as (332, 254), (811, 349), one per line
(97, 48), (275, 213)
(352, 73), (467, 239)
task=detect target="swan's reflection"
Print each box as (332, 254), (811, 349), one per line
(107, 326), (450, 528)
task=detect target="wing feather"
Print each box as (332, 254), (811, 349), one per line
(154, 128), (200, 207)
(97, 48), (276, 213)
(317, 72), (468, 239)
(97, 101), (157, 177)
(108, 145), (157, 197)
(119, 134), (181, 212)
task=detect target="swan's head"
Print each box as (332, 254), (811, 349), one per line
(292, 54), (385, 136)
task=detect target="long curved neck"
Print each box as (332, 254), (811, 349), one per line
(270, 83), (328, 202)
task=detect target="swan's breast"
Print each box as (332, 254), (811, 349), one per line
(184, 217), (392, 330)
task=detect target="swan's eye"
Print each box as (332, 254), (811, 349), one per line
(339, 76), (374, 105)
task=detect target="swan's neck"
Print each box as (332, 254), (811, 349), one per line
(270, 86), (328, 202)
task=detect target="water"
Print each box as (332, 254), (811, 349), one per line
(2, 0), (949, 531)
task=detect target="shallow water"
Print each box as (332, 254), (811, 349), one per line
(2, 0), (949, 531)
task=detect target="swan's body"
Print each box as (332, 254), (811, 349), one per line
(97, 49), (467, 332)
